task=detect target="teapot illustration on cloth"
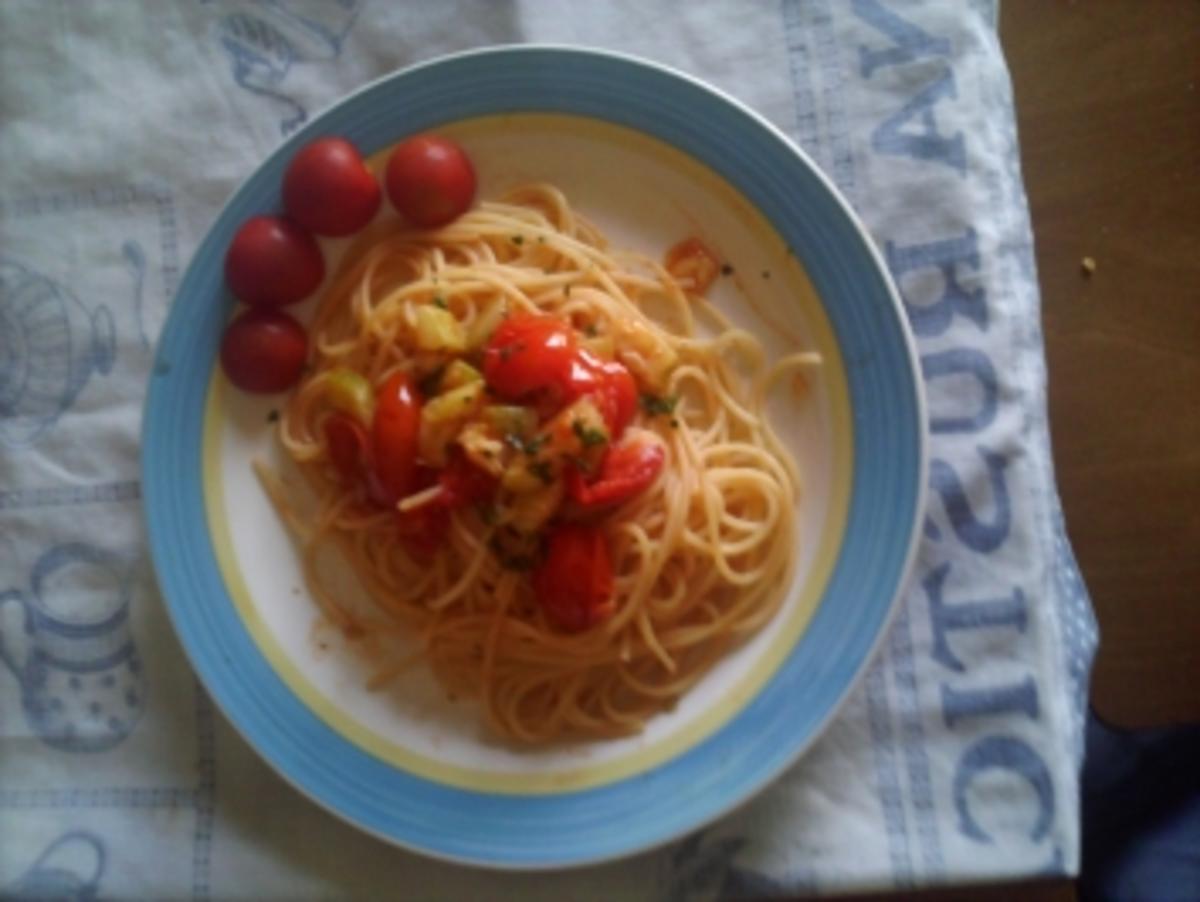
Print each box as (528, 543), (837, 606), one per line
(0, 543), (144, 753)
(215, 0), (361, 134)
(6, 830), (106, 901)
(0, 258), (116, 448)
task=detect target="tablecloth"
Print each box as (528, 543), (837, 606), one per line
(0, 1), (1098, 898)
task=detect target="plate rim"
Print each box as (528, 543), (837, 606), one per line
(141, 43), (928, 870)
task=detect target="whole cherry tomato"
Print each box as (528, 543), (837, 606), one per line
(385, 134), (476, 228)
(531, 524), (615, 633)
(283, 137), (382, 237)
(566, 440), (665, 510)
(224, 216), (324, 308)
(371, 371), (421, 505)
(219, 308), (308, 393)
(483, 314), (580, 403)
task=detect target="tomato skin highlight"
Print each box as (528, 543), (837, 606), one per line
(564, 351), (637, 438)
(567, 440), (665, 510)
(385, 134), (476, 228)
(224, 216), (325, 308)
(483, 314), (580, 403)
(371, 371), (422, 505)
(531, 524), (614, 633)
(283, 137), (381, 237)
(219, 308), (308, 393)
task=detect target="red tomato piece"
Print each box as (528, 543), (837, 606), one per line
(566, 440), (665, 510)
(531, 524), (615, 633)
(396, 498), (450, 559)
(323, 413), (370, 484)
(371, 371), (421, 505)
(224, 216), (325, 308)
(385, 134), (476, 228)
(566, 352), (638, 438)
(664, 236), (721, 294)
(394, 466), (445, 556)
(483, 314), (580, 403)
(283, 137), (382, 237)
(438, 451), (498, 509)
(219, 308), (308, 393)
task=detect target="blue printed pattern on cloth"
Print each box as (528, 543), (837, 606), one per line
(0, 1), (1094, 897)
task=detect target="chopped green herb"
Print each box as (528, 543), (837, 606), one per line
(583, 322), (599, 338)
(537, 235), (545, 244)
(417, 367), (445, 397)
(572, 419), (608, 448)
(720, 263), (734, 276)
(266, 409), (280, 424)
(433, 295), (448, 309)
(569, 455), (593, 475)
(511, 235), (525, 246)
(528, 460), (554, 485)
(477, 503), (497, 526)
(640, 393), (679, 416)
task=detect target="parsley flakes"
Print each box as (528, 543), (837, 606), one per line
(528, 460), (554, 485)
(572, 420), (608, 448)
(640, 393), (679, 416)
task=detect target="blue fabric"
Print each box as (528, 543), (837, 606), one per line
(1081, 715), (1200, 902)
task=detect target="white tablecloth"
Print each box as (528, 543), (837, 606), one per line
(0, 1), (1097, 897)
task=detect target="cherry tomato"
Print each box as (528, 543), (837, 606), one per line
(283, 137), (382, 237)
(566, 440), (665, 510)
(224, 216), (325, 308)
(438, 451), (497, 508)
(531, 524), (614, 633)
(219, 308), (308, 393)
(323, 413), (370, 485)
(385, 134), (476, 228)
(483, 314), (580, 403)
(372, 371), (421, 505)
(566, 352), (638, 438)
(664, 236), (721, 294)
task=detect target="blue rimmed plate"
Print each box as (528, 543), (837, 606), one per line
(142, 46), (926, 869)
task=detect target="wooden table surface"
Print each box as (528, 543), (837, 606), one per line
(830, 3), (1198, 900)
(1004, 0), (1200, 730)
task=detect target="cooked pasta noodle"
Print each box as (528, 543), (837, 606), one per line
(264, 184), (818, 743)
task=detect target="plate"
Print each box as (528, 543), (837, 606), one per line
(142, 46), (926, 869)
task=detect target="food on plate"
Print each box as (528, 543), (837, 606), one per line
(224, 215), (325, 308)
(220, 308), (308, 393)
(226, 134), (817, 742)
(384, 133), (477, 227)
(283, 137), (382, 237)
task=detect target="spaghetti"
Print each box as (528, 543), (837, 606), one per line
(263, 183), (818, 743)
